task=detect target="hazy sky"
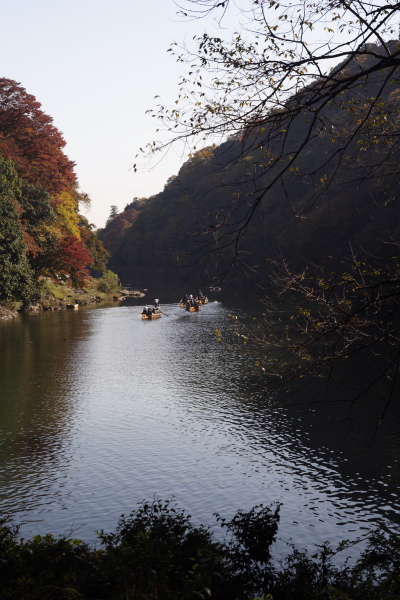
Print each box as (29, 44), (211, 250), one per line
(1, 0), (224, 228)
(2, 1), (356, 229)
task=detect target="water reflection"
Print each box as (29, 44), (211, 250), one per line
(0, 311), (94, 526)
(0, 299), (399, 548)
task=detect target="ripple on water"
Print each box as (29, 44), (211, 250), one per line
(0, 302), (399, 547)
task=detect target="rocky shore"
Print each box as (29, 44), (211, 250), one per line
(0, 306), (19, 320)
(0, 287), (145, 320)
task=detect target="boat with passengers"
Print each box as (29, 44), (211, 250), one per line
(142, 299), (162, 319)
(186, 302), (201, 312)
(179, 292), (207, 309)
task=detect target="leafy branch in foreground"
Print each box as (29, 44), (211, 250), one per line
(231, 248), (400, 409)
(1, 498), (400, 599)
(149, 0), (400, 217)
(141, 0), (400, 405)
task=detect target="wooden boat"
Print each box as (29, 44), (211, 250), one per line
(186, 304), (201, 312)
(179, 296), (207, 306)
(142, 309), (162, 320)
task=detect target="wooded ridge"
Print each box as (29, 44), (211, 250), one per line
(100, 44), (400, 289)
(0, 79), (110, 312)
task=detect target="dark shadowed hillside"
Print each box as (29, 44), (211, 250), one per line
(99, 44), (400, 289)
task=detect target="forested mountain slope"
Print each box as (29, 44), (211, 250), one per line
(100, 45), (400, 288)
(0, 79), (109, 306)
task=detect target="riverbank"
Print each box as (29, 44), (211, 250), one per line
(0, 277), (145, 320)
(0, 306), (19, 320)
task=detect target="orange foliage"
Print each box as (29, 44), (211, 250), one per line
(0, 79), (76, 195)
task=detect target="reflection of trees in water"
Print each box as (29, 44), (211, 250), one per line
(0, 311), (91, 511)
(170, 310), (400, 530)
(239, 360), (400, 474)
(247, 389), (400, 529)
(163, 292), (400, 520)
(239, 358), (400, 476)
(216, 294), (400, 485)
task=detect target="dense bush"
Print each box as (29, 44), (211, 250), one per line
(96, 270), (120, 294)
(0, 156), (38, 306)
(0, 499), (399, 600)
(97, 498), (230, 600)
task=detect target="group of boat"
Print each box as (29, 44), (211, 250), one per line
(178, 292), (208, 312)
(141, 292), (210, 319)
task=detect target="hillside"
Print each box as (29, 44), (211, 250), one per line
(99, 44), (400, 288)
(0, 79), (109, 308)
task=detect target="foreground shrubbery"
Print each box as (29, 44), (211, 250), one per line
(1, 498), (399, 600)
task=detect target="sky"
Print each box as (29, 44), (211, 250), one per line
(0, 0), (226, 229)
(1, 1), (370, 229)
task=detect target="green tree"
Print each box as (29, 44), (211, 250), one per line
(17, 183), (57, 273)
(96, 269), (120, 294)
(0, 156), (37, 305)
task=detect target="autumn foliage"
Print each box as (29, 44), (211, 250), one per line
(0, 79), (76, 194)
(0, 78), (108, 294)
(52, 235), (94, 287)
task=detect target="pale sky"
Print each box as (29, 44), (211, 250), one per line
(0, 0), (226, 228)
(1, 1), (367, 229)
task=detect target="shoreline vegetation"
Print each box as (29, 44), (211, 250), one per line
(0, 272), (144, 321)
(1, 498), (399, 600)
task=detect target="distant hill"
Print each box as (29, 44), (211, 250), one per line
(99, 44), (400, 288)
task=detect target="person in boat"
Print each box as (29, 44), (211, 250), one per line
(142, 305), (149, 315)
(154, 299), (160, 309)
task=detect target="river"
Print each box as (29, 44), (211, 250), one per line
(0, 286), (399, 554)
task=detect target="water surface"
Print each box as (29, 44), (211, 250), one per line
(0, 293), (399, 550)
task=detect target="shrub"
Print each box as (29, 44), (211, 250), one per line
(96, 270), (120, 294)
(1, 502), (399, 600)
(97, 497), (230, 600)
